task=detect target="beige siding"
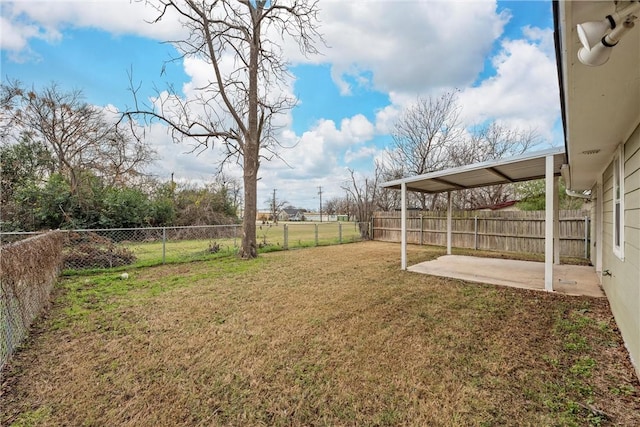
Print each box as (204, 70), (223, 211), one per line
(601, 124), (640, 378)
(590, 196), (597, 266)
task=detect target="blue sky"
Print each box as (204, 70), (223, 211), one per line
(1, 0), (561, 210)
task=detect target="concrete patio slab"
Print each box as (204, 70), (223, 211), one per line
(408, 255), (604, 298)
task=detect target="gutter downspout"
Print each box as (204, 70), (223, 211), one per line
(553, 0), (570, 167)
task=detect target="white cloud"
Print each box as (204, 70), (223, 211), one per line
(303, 1), (509, 96)
(4, 1), (508, 98)
(4, 0), (185, 45)
(374, 104), (401, 135)
(335, 115), (375, 145)
(344, 146), (380, 164)
(144, 121), (225, 182)
(457, 27), (560, 141)
(0, 12), (61, 61)
(0, 16), (47, 50)
(261, 113), (376, 182)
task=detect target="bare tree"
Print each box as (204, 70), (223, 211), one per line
(342, 162), (384, 237)
(215, 172), (242, 217)
(449, 122), (539, 209)
(335, 193), (354, 221)
(266, 190), (287, 224)
(89, 128), (157, 188)
(124, 0), (321, 258)
(385, 92), (540, 211)
(1, 81), (155, 193)
(450, 122), (538, 167)
(387, 91), (463, 210)
(374, 167), (403, 212)
(323, 197), (339, 216)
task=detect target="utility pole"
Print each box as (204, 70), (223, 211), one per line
(318, 186), (323, 222)
(272, 189), (277, 223)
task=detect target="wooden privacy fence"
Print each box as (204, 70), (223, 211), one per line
(372, 210), (590, 258)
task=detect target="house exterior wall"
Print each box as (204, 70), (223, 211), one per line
(590, 179), (603, 274)
(600, 122), (640, 377)
(589, 197), (597, 267)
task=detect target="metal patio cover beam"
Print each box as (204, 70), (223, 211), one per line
(381, 147), (566, 194)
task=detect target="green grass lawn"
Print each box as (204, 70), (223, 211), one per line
(126, 237), (239, 265)
(257, 221), (364, 248)
(3, 242), (639, 426)
(63, 222), (365, 274)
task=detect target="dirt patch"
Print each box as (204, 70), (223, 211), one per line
(2, 242), (639, 426)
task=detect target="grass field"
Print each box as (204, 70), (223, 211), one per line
(63, 222), (366, 273)
(256, 221), (364, 248)
(2, 242), (639, 426)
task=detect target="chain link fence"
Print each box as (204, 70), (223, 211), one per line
(61, 225), (241, 271)
(256, 221), (368, 250)
(1, 231), (63, 370)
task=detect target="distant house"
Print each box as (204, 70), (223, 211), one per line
(280, 208), (305, 221)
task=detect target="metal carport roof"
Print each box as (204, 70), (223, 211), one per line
(380, 146), (567, 292)
(381, 147), (566, 193)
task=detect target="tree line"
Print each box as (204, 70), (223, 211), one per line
(0, 81), (239, 232)
(0, 80), (580, 234)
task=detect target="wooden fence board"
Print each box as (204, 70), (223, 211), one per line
(372, 210), (590, 258)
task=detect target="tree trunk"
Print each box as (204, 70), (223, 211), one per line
(238, 6), (261, 259)
(239, 147), (258, 259)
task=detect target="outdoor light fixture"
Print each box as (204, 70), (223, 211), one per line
(577, 1), (640, 66)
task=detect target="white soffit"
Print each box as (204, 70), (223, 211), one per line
(557, 1), (640, 191)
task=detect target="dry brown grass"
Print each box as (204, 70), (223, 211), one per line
(1, 242), (639, 426)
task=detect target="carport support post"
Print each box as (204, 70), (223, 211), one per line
(554, 176), (560, 264)
(447, 191), (452, 255)
(545, 155), (554, 291)
(401, 182), (407, 270)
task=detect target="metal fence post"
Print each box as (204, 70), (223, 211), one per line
(284, 224), (288, 250)
(474, 216), (478, 250)
(339, 222), (342, 244)
(315, 224), (319, 246)
(419, 214), (424, 246)
(162, 226), (166, 264)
